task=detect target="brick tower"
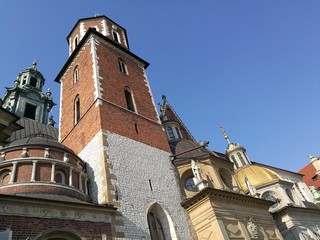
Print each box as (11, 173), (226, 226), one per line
(55, 16), (193, 239)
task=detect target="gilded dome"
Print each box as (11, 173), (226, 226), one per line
(236, 165), (280, 192)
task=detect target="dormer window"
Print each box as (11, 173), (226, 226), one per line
(165, 124), (182, 141)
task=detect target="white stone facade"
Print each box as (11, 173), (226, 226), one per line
(81, 130), (193, 239)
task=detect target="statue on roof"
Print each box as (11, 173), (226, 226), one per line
(191, 160), (202, 182)
(245, 176), (258, 197)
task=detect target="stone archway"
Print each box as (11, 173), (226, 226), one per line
(35, 230), (83, 240)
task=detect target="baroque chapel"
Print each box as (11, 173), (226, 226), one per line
(1, 15), (320, 240)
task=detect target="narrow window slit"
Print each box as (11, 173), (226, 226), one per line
(149, 179), (153, 191)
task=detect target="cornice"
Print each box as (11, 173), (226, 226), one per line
(181, 187), (273, 209)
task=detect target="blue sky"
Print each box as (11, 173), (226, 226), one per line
(1, 1), (320, 172)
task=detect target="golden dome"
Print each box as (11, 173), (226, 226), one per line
(236, 165), (280, 192)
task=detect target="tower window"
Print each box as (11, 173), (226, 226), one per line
(22, 76), (27, 85)
(29, 77), (37, 87)
(231, 155), (239, 168)
(24, 103), (37, 120)
(74, 95), (80, 124)
(118, 59), (128, 75)
(167, 126), (175, 140)
(74, 37), (78, 48)
(147, 212), (165, 240)
(112, 30), (121, 43)
(73, 66), (79, 83)
(165, 125), (183, 141)
(237, 152), (246, 166)
(124, 88), (136, 112)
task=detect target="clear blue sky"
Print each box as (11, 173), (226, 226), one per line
(1, 1), (320, 172)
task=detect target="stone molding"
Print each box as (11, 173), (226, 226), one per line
(0, 194), (115, 223)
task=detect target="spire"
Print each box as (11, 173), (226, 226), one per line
(220, 126), (236, 149)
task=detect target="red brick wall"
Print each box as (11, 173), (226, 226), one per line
(15, 164), (32, 182)
(298, 163), (320, 190)
(0, 215), (112, 240)
(60, 31), (170, 153)
(59, 43), (102, 153)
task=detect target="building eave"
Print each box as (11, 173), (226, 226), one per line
(181, 187), (273, 209)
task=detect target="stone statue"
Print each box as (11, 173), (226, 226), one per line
(191, 160), (202, 181)
(245, 177), (257, 197)
(247, 217), (258, 238)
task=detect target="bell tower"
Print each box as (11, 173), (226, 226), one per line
(55, 16), (192, 239)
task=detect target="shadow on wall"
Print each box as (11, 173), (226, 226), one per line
(85, 162), (99, 204)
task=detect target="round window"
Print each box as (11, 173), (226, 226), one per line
(185, 177), (198, 192)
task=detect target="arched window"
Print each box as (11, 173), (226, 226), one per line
(112, 30), (121, 43)
(237, 152), (246, 166)
(148, 212), (165, 240)
(55, 170), (66, 184)
(74, 95), (80, 124)
(73, 66), (79, 83)
(0, 171), (11, 186)
(124, 88), (136, 112)
(147, 203), (177, 240)
(118, 59), (128, 75)
(231, 155), (239, 168)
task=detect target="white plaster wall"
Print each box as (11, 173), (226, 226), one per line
(106, 131), (193, 240)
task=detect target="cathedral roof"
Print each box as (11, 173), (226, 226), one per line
(170, 139), (225, 162)
(235, 164), (280, 192)
(159, 95), (195, 142)
(6, 117), (58, 143)
(5, 133), (72, 153)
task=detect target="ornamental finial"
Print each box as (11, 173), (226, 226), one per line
(32, 60), (37, 70)
(220, 126), (231, 144)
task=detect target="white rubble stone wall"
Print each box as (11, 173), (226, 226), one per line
(82, 130), (193, 239)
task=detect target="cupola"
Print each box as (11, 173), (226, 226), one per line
(220, 127), (251, 169)
(2, 62), (56, 125)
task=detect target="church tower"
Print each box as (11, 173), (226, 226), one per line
(55, 16), (192, 239)
(2, 61), (55, 125)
